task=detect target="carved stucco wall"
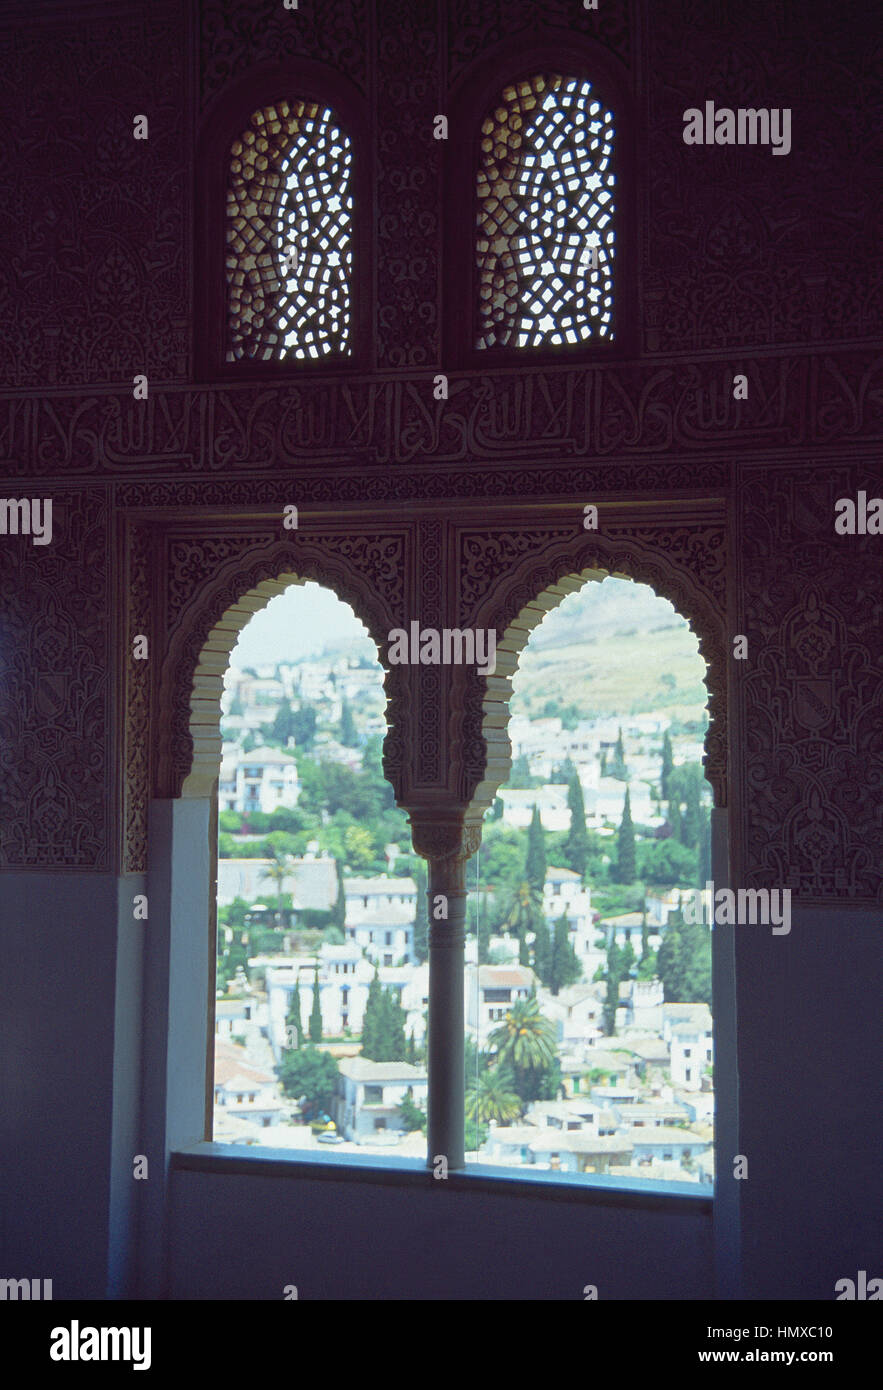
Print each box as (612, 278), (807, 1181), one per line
(0, 0), (879, 909)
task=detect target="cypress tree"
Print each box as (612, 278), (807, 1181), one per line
(611, 727), (627, 780)
(657, 909), (684, 1001)
(285, 973), (302, 1049)
(661, 730), (674, 800)
(413, 859), (429, 963)
(308, 965), (323, 1042)
(682, 766), (702, 850)
(603, 940), (623, 1034)
(697, 806), (712, 888)
(361, 968), (382, 1057)
(339, 699), (358, 747)
(330, 857), (347, 931)
(613, 788), (636, 884)
(532, 917), (552, 984)
(550, 912), (582, 995)
(525, 804), (547, 893)
(383, 988), (408, 1062)
(667, 799), (683, 842)
(564, 772), (590, 880)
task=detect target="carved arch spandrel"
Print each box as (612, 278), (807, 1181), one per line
(153, 532), (411, 803)
(452, 524), (728, 827)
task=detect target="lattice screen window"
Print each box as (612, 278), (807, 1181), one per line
(476, 75), (615, 350)
(226, 101), (353, 361)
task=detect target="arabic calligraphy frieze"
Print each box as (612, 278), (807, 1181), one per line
(2, 352), (880, 479)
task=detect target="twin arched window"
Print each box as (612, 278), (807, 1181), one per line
(222, 74), (616, 362)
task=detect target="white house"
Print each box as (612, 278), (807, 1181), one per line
(630, 1126), (710, 1169)
(217, 852), (337, 909)
(538, 983), (604, 1053)
(344, 875), (417, 920)
(345, 905), (415, 966)
(498, 785), (570, 832)
(465, 964), (537, 1046)
(219, 746), (299, 815)
(213, 1039), (286, 1129)
(665, 1011), (713, 1091)
(335, 1058), (428, 1142)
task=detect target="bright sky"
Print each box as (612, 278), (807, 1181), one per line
(229, 581), (375, 669)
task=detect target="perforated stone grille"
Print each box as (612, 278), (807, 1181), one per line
(476, 75), (615, 350)
(226, 100), (353, 361)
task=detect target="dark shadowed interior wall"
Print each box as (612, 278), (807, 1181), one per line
(0, 0), (879, 1300)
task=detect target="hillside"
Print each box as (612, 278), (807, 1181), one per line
(510, 578), (709, 720)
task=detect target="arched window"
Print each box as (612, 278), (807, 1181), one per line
(225, 101), (353, 361)
(476, 75), (616, 350)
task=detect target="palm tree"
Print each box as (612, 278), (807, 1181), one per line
(466, 1066), (521, 1126)
(501, 879), (544, 965)
(261, 851), (295, 926)
(488, 994), (557, 1073)
(502, 879), (543, 936)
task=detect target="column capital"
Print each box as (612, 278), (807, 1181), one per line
(408, 812), (482, 867)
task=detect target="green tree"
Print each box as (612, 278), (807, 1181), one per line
(564, 772), (590, 880)
(465, 1065), (522, 1126)
(261, 851), (294, 924)
(277, 1045), (339, 1116)
(379, 988), (408, 1062)
(636, 948), (658, 980)
(488, 995), (557, 1096)
(549, 912), (582, 995)
(360, 975), (408, 1061)
(397, 1093), (427, 1133)
(290, 704), (317, 751)
(465, 1116), (490, 1151)
(681, 765), (703, 851)
(508, 754), (542, 788)
(661, 730), (674, 800)
(271, 697), (295, 746)
(525, 804), (547, 892)
(361, 969), (382, 1057)
(501, 879), (544, 967)
(637, 837), (697, 886)
(603, 940), (623, 1034)
(612, 788), (636, 884)
(330, 857), (347, 931)
(610, 727), (628, 780)
(656, 912), (683, 999)
(697, 806), (712, 888)
(308, 965), (323, 1042)
(339, 699), (359, 747)
(532, 916), (552, 983)
(413, 859), (429, 963)
(285, 975), (302, 1049)
(667, 799), (683, 842)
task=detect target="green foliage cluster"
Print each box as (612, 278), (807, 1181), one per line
(360, 972), (408, 1062)
(277, 1045), (339, 1119)
(656, 908), (712, 1006)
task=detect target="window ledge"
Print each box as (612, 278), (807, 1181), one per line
(171, 1142), (712, 1212)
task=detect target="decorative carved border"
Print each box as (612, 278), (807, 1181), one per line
(152, 529), (412, 805)
(4, 351), (881, 478)
(452, 521), (727, 822)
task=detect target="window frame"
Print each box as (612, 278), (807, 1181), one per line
(443, 33), (638, 370)
(194, 59), (373, 382)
